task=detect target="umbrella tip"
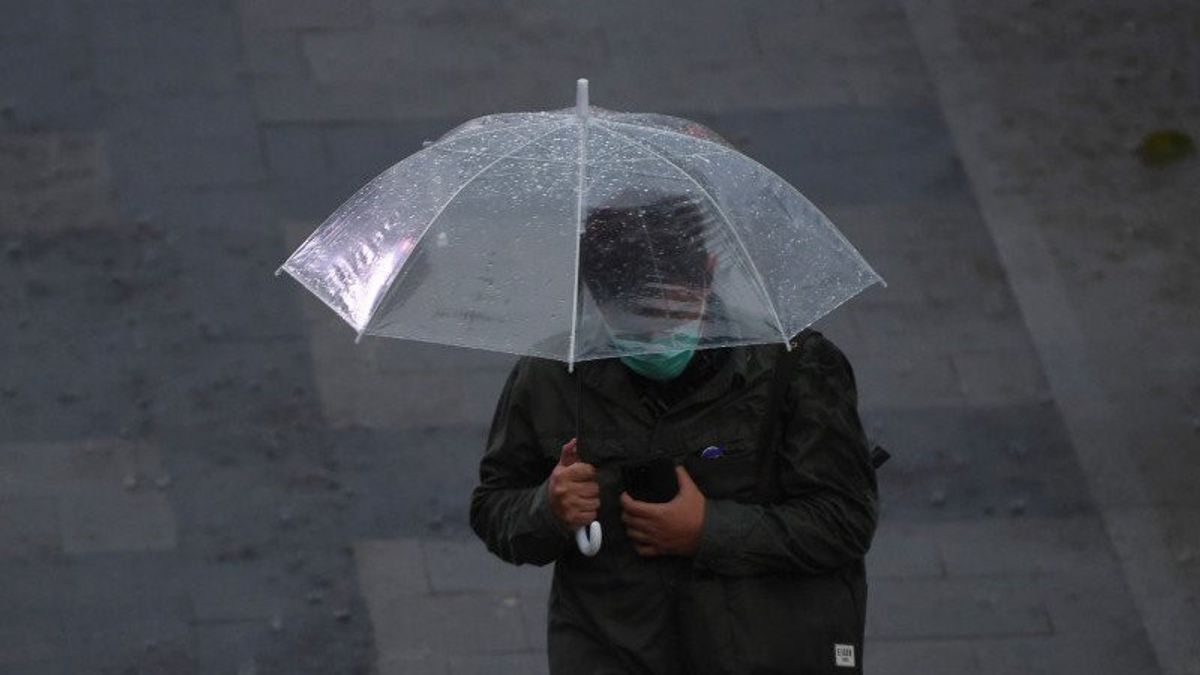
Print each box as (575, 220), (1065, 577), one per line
(576, 79), (589, 119)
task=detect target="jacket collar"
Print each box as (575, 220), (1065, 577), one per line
(576, 342), (768, 422)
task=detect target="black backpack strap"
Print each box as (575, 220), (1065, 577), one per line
(754, 330), (817, 502)
(870, 445), (891, 468)
(754, 330), (888, 502)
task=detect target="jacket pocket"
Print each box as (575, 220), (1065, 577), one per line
(678, 430), (761, 502)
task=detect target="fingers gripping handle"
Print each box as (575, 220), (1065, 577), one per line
(560, 437), (602, 556)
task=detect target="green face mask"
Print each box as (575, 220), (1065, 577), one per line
(607, 320), (703, 381)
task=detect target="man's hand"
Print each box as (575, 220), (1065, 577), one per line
(620, 465), (706, 557)
(548, 438), (600, 532)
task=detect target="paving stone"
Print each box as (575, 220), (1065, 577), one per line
(973, 634), (1161, 675)
(449, 652), (549, 675)
(370, 591), (530, 658)
(866, 518), (945, 579)
(867, 402), (1091, 520)
(238, 0), (370, 29)
(238, 28), (311, 79)
(0, 438), (166, 498)
(252, 78), (399, 123)
(378, 651), (450, 675)
(934, 515), (1115, 577)
(0, 659), (67, 675)
(518, 587), (551, 653)
(0, 560), (70, 668)
(354, 538), (431, 598)
(194, 620), (271, 675)
(66, 552), (193, 630)
(0, 496), (60, 559)
(262, 125), (328, 181)
(864, 639), (979, 675)
(0, 439), (177, 554)
(0, 132), (117, 234)
(1106, 507), (1200, 675)
(188, 560), (285, 621)
(92, 22), (240, 96)
(827, 197), (993, 264)
(424, 538), (553, 593)
(106, 92), (260, 142)
(866, 577), (1053, 639)
(111, 129), (267, 191)
(60, 489), (178, 554)
(855, 350), (965, 411)
(1036, 563), (1157, 642)
(62, 615), (195, 675)
(699, 108), (969, 208)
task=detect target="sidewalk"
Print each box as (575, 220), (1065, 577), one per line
(1, 1), (1194, 673)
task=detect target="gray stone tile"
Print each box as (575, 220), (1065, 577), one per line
(194, 621), (271, 675)
(934, 515), (1115, 577)
(105, 92), (259, 142)
(378, 652), (450, 675)
(864, 639), (979, 675)
(0, 438), (167, 498)
(866, 519), (945, 579)
(252, 78), (397, 123)
(0, 132), (117, 235)
(238, 28), (311, 79)
(262, 125), (329, 181)
(972, 634), (1161, 675)
(354, 538), (431, 598)
(110, 130), (267, 190)
(0, 496), (60, 559)
(66, 552), (193, 628)
(238, 0), (370, 29)
(93, 29), (240, 96)
(699, 108), (969, 208)
(866, 577), (1053, 639)
(855, 349), (965, 410)
(188, 560), (285, 622)
(952, 347), (1050, 406)
(0, 562), (67, 667)
(449, 652), (548, 675)
(1035, 564), (1156, 642)
(519, 587), (551, 653)
(865, 402), (1091, 521)
(1106, 507), (1200, 675)
(424, 538), (553, 593)
(370, 591), (530, 658)
(0, 660), (67, 675)
(322, 123), (424, 184)
(62, 616), (195, 675)
(59, 490), (177, 554)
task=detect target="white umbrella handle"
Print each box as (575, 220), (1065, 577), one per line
(575, 521), (602, 556)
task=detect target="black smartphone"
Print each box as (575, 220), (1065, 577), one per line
(620, 456), (679, 503)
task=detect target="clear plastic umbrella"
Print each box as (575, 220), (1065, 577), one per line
(275, 79), (885, 556)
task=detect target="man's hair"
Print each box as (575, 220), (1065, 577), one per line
(579, 192), (712, 307)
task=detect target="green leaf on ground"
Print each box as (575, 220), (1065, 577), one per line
(1135, 129), (1195, 167)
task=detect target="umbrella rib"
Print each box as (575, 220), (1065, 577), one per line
(568, 117), (588, 371)
(425, 117), (570, 148)
(595, 121), (791, 347)
(357, 121), (573, 339)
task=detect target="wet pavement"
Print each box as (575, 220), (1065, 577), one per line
(1, 1), (1196, 673)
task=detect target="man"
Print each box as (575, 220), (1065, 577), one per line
(469, 192), (879, 674)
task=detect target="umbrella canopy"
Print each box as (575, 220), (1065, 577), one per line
(275, 79), (884, 370)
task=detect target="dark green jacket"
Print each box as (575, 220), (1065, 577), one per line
(469, 332), (878, 674)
